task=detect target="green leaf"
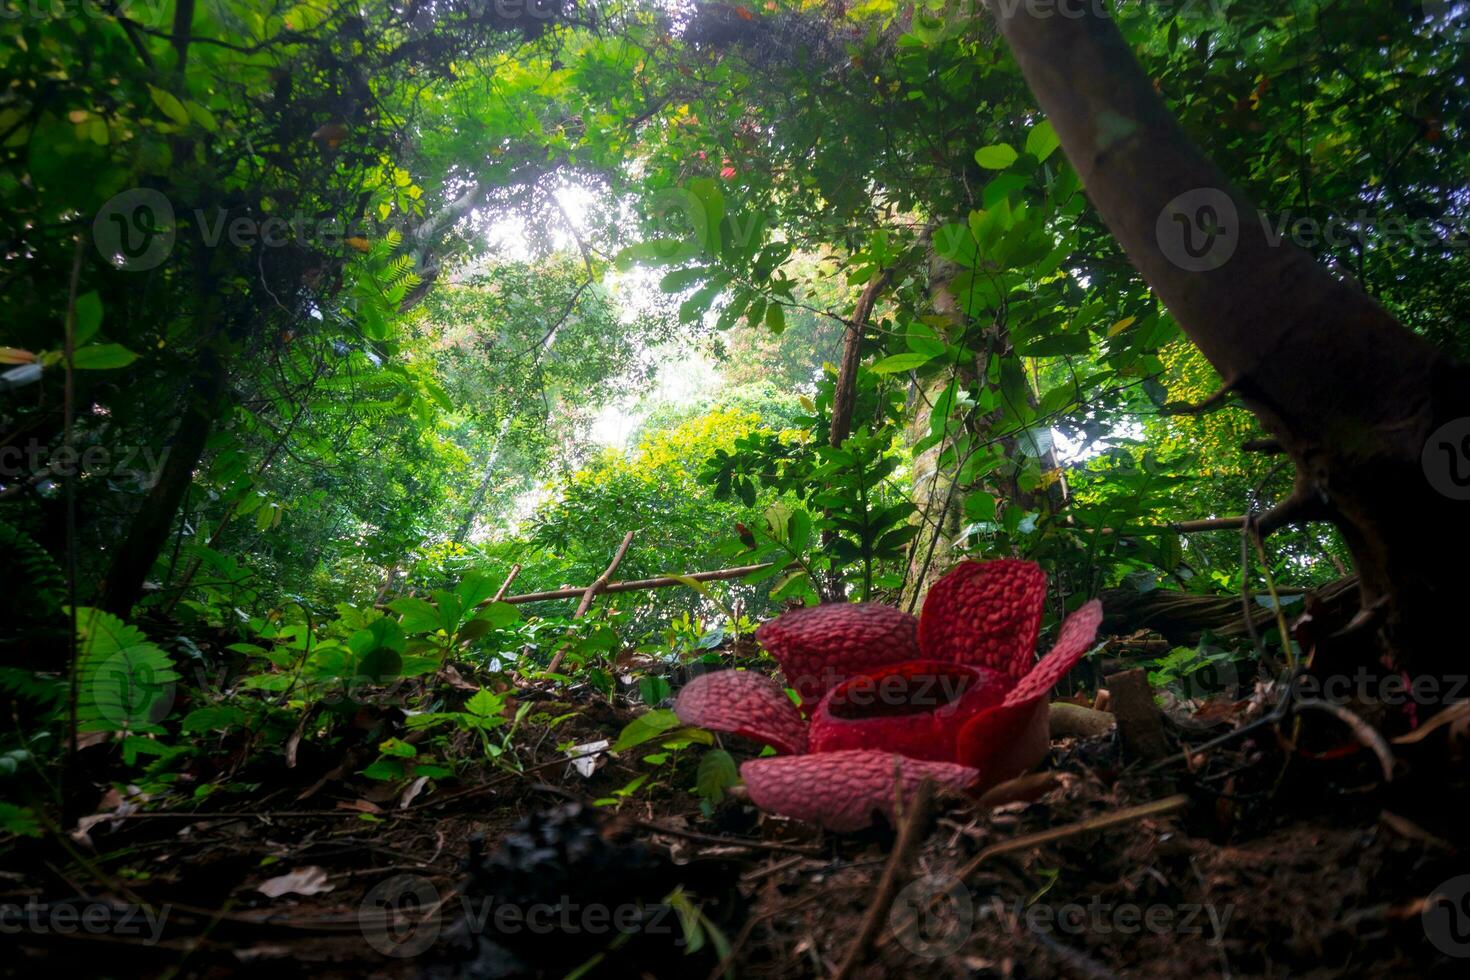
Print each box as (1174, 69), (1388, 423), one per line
(71, 344), (138, 369)
(180, 706), (247, 733)
(639, 675), (672, 705)
(473, 601), (520, 629)
(466, 688), (506, 717)
(695, 749), (739, 804)
(147, 85), (191, 126)
(679, 280), (724, 323)
(974, 144), (1019, 169)
(764, 302), (786, 334)
(348, 619), (406, 682)
(612, 708), (681, 752)
(74, 291), (102, 344)
(454, 570), (498, 608)
(1016, 333), (1091, 357)
(666, 573), (715, 602)
(185, 101), (218, 133)
(70, 607), (179, 734)
(389, 597), (441, 633)
(1025, 120), (1060, 162)
(659, 266), (708, 293)
(0, 804), (42, 839)
(378, 738), (417, 758)
(613, 239), (696, 269)
(870, 352), (933, 374)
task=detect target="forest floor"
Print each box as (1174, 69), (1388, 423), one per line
(9, 640), (1470, 979)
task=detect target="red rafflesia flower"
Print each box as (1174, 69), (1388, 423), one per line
(673, 559), (1102, 831)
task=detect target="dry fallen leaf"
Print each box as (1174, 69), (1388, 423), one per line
(257, 866), (335, 898)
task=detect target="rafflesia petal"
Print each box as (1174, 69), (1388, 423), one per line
(955, 599), (1104, 786)
(755, 602), (921, 708)
(673, 669), (809, 755)
(808, 661), (1008, 763)
(918, 559), (1047, 679)
(954, 698), (1051, 789)
(741, 749), (979, 832)
(1004, 599), (1104, 707)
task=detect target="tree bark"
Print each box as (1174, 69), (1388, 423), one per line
(905, 250), (975, 607)
(453, 414), (514, 544)
(829, 267), (894, 448)
(101, 349), (225, 616)
(991, 2), (1469, 688)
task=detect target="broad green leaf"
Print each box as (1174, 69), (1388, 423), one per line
(765, 302), (786, 334)
(147, 85), (191, 126)
(185, 101), (218, 133)
(695, 749), (739, 804)
(389, 597), (441, 633)
(473, 601), (520, 629)
(74, 291), (102, 344)
(454, 570), (498, 608)
(465, 689), (506, 718)
(72, 344), (138, 369)
(870, 352), (933, 374)
(1025, 120), (1060, 162)
(612, 708), (682, 752)
(660, 266), (708, 293)
(974, 144), (1019, 169)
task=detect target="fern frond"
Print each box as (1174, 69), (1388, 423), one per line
(0, 521), (64, 619)
(69, 608), (180, 735)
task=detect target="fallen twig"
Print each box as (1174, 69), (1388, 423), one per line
(545, 531), (634, 675)
(830, 778), (934, 980)
(491, 563), (521, 601)
(482, 562), (777, 607)
(954, 794), (1190, 883)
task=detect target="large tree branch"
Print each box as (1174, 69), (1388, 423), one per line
(988, 2), (1468, 681)
(989, 2), (1441, 452)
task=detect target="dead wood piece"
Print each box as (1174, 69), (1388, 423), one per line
(491, 563), (521, 601)
(1100, 575), (1358, 648)
(482, 562), (777, 607)
(975, 771), (1063, 810)
(1104, 668), (1171, 762)
(1049, 701), (1116, 739)
(545, 531), (634, 675)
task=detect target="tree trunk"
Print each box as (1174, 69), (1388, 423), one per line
(904, 249), (976, 607)
(101, 350), (225, 616)
(991, 4), (1470, 688)
(453, 414), (515, 544)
